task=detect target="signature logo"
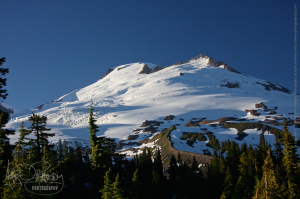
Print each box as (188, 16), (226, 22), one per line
(4, 160), (64, 195)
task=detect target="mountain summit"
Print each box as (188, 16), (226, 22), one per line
(6, 54), (299, 157)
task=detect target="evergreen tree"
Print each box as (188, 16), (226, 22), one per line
(220, 167), (234, 199)
(233, 152), (255, 199)
(169, 154), (178, 186)
(0, 57), (9, 100)
(2, 122), (35, 199)
(253, 149), (282, 199)
(63, 140), (68, 159)
(27, 113), (55, 160)
(0, 111), (15, 193)
(100, 168), (114, 199)
(113, 173), (125, 199)
(281, 120), (300, 198)
(57, 139), (63, 162)
(131, 168), (142, 199)
(177, 152), (182, 165)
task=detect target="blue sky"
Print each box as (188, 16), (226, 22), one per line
(0, 0), (298, 110)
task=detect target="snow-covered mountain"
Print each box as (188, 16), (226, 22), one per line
(6, 54), (300, 156)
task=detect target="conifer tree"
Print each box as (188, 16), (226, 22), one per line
(2, 122), (35, 199)
(220, 167), (234, 199)
(233, 152), (255, 199)
(0, 111), (15, 191)
(42, 142), (57, 175)
(281, 120), (300, 198)
(169, 154), (178, 185)
(177, 152), (182, 165)
(57, 139), (63, 162)
(153, 148), (163, 178)
(131, 168), (142, 199)
(253, 149), (282, 199)
(63, 140), (68, 159)
(100, 168), (114, 199)
(113, 173), (125, 199)
(0, 57), (9, 100)
(27, 113), (54, 160)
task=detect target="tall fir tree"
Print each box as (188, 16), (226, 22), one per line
(0, 57), (9, 100)
(281, 120), (300, 198)
(27, 113), (55, 160)
(0, 111), (15, 194)
(253, 149), (282, 199)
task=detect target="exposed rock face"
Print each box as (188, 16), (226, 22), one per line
(127, 135), (139, 140)
(164, 115), (175, 120)
(245, 109), (261, 116)
(143, 125), (159, 133)
(185, 120), (201, 127)
(141, 120), (164, 127)
(34, 104), (44, 110)
(100, 68), (114, 80)
(151, 65), (166, 73)
(255, 102), (268, 110)
(256, 81), (291, 94)
(139, 64), (152, 74)
(207, 57), (241, 74)
(269, 111), (277, 115)
(221, 82), (240, 88)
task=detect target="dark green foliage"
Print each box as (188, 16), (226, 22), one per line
(206, 133), (221, 151)
(0, 57), (9, 100)
(180, 132), (207, 146)
(222, 122), (283, 139)
(27, 113), (55, 160)
(0, 111), (15, 193)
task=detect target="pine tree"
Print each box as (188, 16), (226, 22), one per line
(57, 139), (63, 162)
(221, 167), (234, 199)
(100, 168), (114, 199)
(177, 152), (182, 165)
(131, 168), (142, 199)
(63, 140), (68, 159)
(113, 173), (125, 199)
(169, 154), (178, 185)
(253, 149), (282, 199)
(27, 113), (55, 160)
(0, 57), (9, 100)
(2, 122), (35, 199)
(233, 152), (255, 199)
(0, 111), (15, 193)
(281, 120), (300, 198)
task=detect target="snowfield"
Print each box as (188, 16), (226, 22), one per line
(6, 55), (300, 155)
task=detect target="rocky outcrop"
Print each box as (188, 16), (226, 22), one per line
(255, 102), (268, 110)
(139, 64), (152, 74)
(245, 109), (261, 116)
(185, 120), (201, 127)
(143, 125), (159, 133)
(221, 82), (240, 88)
(141, 120), (164, 127)
(269, 111), (277, 115)
(34, 104), (44, 110)
(100, 68), (114, 80)
(256, 81), (291, 94)
(164, 115), (175, 120)
(151, 65), (166, 73)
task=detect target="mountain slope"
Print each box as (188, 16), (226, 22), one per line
(6, 54), (299, 157)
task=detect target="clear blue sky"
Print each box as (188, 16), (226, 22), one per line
(0, 0), (298, 110)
